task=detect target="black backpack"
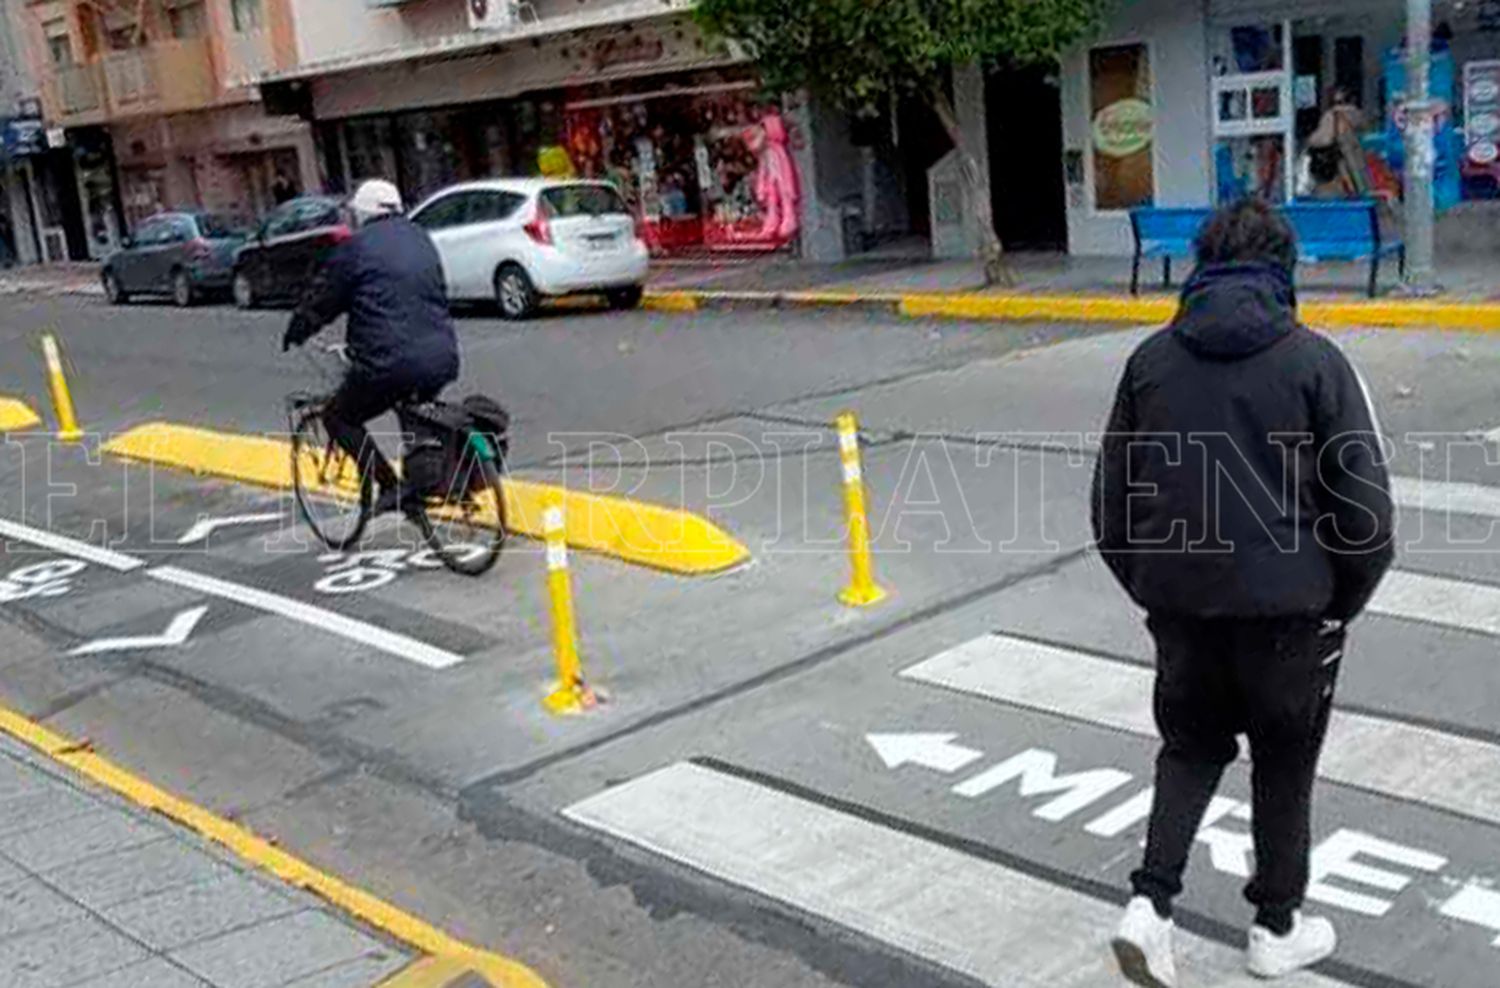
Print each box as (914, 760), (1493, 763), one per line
(398, 395), (510, 501)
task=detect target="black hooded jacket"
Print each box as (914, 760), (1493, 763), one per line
(1091, 263), (1394, 621)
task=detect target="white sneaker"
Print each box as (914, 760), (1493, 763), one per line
(1111, 896), (1178, 987)
(1246, 912), (1337, 978)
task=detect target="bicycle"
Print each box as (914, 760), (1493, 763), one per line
(285, 343), (508, 576)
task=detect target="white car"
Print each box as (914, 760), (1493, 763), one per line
(408, 178), (650, 319)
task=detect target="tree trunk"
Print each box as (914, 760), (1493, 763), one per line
(930, 86), (1010, 287)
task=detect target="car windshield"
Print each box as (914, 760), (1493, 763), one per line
(197, 214), (250, 239)
(542, 185), (629, 218)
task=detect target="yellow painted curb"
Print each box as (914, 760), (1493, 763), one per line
(0, 397), (42, 432)
(0, 703), (550, 988)
(900, 293), (1178, 325)
(100, 422), (750, 576)
(1300, 299), (1500, 331)
(642, 290), (700, 312)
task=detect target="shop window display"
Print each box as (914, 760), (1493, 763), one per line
(552, 84), (803, 254)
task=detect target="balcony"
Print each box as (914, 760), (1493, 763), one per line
(101, 38), (218, 118)
(41, 62), (107, 127)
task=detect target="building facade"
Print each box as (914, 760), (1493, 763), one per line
(15, 0), (316, 260)
(1059, 0), (1500, 256)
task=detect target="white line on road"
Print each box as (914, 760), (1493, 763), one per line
(901, 634), (1500, 825)
(563, 762), (1344, 988)
(1369, 569), (1500, 638)
(148, 566), (464, 670)
(1391, 476), (1500, 521)
(70, 605), (208, 656)
(0, 517), (144, 572)
(176, 513), (284, 545)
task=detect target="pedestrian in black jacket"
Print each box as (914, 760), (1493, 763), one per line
(282, 179), (459, 515)
(1096, 200), (1393, 987)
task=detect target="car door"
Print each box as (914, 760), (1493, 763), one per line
(116, 218), (163, 292)
(444, 190), (527, 300)
(241, 202), (296, 300)
(146, 216), (193, 292)
(411, 192), (476, 299)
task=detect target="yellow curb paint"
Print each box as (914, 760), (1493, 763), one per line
(0, 703), (549, 988)
(0, 397), (42, 432)
(100, 422), (749, 576)
(655, 288), (1500, 333)
(377, 955), (476, 987)
(642, 290), (700, 312)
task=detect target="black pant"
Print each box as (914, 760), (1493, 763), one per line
(324, 373), (442, 493)
(1131, 614), (1341, 934)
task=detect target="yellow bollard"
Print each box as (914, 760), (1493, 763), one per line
(540, 495), (598, 715)
(40, 334), (83, 443)
(835, 411), (886, 608)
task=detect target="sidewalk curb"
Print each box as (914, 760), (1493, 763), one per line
(0, 702), (550, 988)
(644, 288), (1500, 331)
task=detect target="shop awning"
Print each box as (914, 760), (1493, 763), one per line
(258, 0), (698, 86)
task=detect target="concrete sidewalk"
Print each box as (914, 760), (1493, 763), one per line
(0, 732), (411, 987)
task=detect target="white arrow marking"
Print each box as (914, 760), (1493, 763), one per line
(71, 606), (208, 656)
(867, 732), (983, 773)
(177, 513), (283, 545)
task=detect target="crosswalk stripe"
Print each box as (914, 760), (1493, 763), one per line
(1369, 569), (1500, 638)
(901, 634), (1500, 825)
(1391, 476), (1500, 520)
(564, 761), (1345, 988)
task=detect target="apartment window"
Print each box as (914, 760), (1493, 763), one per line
(44, 20), (73, 65)
(232, 0), (264, 33)
(166, 0), (208, 40)
(1089, 43), (1155, 210)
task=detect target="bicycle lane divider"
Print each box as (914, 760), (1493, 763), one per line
(0, 704), (550, 988)
(0, 515), (466, 669)
(0, 397), (43, 432)
(100, 420), (751, 575)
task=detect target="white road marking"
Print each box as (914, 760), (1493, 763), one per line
(147, 566), (463, 670)
(71, 605), (209, 656)
(1391, 476), (1500, 520)
(1369, 569), (1500, 637)
(866, 732), (982, 773)
(176, 512), (284, 545)
(1440, 884), (1500, 946)
(563, 762), (1345, 988)
(0, 517), (143, 572)
(901, 634), (1500, 824)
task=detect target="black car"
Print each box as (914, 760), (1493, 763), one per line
(231, 196), (351, 309)
(102, 212), (249, 307)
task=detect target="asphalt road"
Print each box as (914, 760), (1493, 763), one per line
(2, 295), (1500, 988)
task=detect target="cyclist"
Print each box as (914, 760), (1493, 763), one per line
(282, 179), (459, 516)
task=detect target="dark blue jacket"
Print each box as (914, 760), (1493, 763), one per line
(286, 215), (459, 385)
(1091, 263), (1394, 621)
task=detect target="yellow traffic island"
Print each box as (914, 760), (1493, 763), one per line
(0, 397), (42, 433)
(100, 421), (750, 576)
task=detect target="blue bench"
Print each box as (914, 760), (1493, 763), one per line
(1282, 200), (1404, 298)
(1130, 201), (1404, 298)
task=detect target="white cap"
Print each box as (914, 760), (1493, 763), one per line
(349, 179), (403, 222)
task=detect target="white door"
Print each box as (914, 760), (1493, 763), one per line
(441, 190), (527, 300)
(411, 192), (476, 299)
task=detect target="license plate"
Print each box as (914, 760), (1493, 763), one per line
(585, 234), (617, 250)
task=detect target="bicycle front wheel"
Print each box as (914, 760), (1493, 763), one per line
(411, 441), (507, 577)
(290, 407), (372, 551)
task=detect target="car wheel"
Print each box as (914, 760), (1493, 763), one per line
(606, 286), (644, 311)
(494, 265), (537, 321)
(172, 269), (195, 308)
(102, 270), (128, 305)
(232, 270), (256, 310)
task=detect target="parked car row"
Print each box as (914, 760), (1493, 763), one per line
(101, 180), (651, 320)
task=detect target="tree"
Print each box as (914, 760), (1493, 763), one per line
(696, 0), (1114, 284)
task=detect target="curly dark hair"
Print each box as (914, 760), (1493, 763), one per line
(1194, 199), (1297, 272)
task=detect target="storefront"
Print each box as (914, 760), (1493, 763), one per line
(1059, 0), (1500, 255)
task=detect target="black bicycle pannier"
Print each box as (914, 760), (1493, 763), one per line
(399, 402), (471, 499)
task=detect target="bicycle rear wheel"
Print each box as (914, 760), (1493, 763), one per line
(410, 437), (507, 577)
(290, 406), (372, 551)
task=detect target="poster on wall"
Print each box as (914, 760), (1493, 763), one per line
(1376, 44), (1463, 211)
(556, 85), (802, 255)
(1463, 60), (1500, 199)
